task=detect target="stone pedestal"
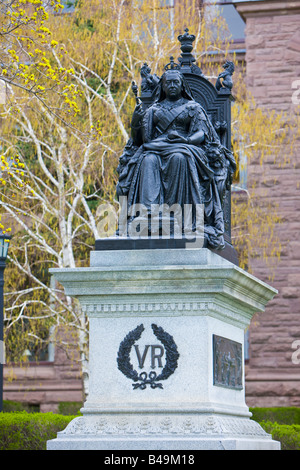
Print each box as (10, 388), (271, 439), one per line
(47, 248), (280, 450)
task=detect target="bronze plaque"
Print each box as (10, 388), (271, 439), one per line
(213, 335), (243, 390)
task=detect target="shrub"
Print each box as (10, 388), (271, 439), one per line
(2, 400), (39, 413)
(0, 412), (74, 450)
(1, 408), (300, 450)
(250, 407), (300, 425)
(57, 401), (82, 416)
(260, 421), (300, 451)
(3, 400), (29, 413)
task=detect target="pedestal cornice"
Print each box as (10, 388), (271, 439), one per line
(50, 249), (277, 319)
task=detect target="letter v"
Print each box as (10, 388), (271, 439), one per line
(134, 345), (150, 368)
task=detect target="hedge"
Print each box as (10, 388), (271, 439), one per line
(250, 407), (300, 426)
(1, 409), (300, 450)
(260, 421), (300, 451)
(2, 400), (40, 413)
(57, 401), (82, 416)
(0, 412), (75, 450)
(3, 400), (82, 415)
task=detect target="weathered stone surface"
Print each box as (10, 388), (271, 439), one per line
(47, 248), (279, 450)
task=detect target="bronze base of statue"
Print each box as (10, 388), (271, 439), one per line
(94, 237), (239, 266)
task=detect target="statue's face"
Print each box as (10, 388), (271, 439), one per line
(162, 71), (182, 100)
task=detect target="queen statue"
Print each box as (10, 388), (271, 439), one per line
(116, 61), (236, 250)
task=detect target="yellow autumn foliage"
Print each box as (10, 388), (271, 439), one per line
(0, 0), (298, 371)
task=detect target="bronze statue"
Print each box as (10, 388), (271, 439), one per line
(116, 37), (236, 251)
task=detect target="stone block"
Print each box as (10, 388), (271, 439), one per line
(47, 248), (280, 450)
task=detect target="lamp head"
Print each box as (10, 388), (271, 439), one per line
(0, 231), (11, 260)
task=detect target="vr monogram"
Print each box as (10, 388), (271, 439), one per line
(117, 324), (179, 390)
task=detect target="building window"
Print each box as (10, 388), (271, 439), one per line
(203, 1), (245, 42)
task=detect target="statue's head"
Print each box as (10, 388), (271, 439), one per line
(156, 68), (194, 102)
(162, 70), (183, 100)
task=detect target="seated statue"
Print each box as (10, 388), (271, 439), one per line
(117, 63), (236, 250)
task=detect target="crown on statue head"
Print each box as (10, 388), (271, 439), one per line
(164, 56), (181, 71)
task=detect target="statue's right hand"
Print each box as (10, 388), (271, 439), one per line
(131, 105), (144, 128)
(133, 104), (144, 118)
(136, 102), (145, 113)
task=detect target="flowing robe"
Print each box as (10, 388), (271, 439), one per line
(117, 98), (235, 249)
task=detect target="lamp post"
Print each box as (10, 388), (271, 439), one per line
(0, 232), (10, 412)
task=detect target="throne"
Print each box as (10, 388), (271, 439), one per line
(95, 29), (238, 266)
(136, 29), (237, 265)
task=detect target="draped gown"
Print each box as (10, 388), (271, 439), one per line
(116, 96), (236, 249)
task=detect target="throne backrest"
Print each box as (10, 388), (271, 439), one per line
(184, 72), (232, 147)
(181, 71), (233, 244)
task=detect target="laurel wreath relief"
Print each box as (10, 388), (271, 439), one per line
(117, 324), (180, 389)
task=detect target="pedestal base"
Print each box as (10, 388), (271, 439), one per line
(95, 237), (239, 266)
(47, 436), (280, 451)
(47, 413), (280, 450)
(47, 248), (280, 451)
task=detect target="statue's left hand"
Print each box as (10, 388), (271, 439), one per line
(167, 130), (188, 144)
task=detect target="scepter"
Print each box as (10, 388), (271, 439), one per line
(131, 81), (142, 108)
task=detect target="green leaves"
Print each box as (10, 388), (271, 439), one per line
(0, 412), (75, 450)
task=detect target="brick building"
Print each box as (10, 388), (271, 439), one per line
(3, 0), (300, 411)
(234, 0), (300, 407)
